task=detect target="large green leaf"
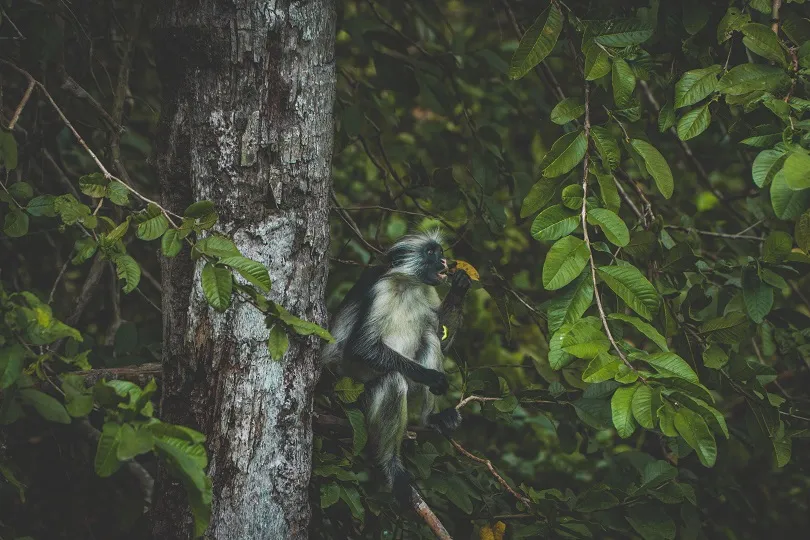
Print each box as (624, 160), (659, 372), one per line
(113, 255), (141, 294)
(630, 139), (674, 199)
(508, 5), (563, 80)
(591, 126), (621, 171)
(607, 313), (668, 351)
(117, 424), (155, 460)
(783, 150), (810, 190)
(717, 7), (751, 43)
(611, 384), (638, 438)
(741, 23), (787, 66)
(95, 423), (123, 477)
(0, 345), (24, 389)
(549, 325), (574, 370)
(718, 64), (790, 95)
(742, 268), (773, 323)
(631, 384), (655, 429)
(201, 263), (233, 312)
(676, 104), (711, 141)
(674, 65), (721, 108)
(137, 214), (169, 241)
(658, 102), (676, 132)
(597, 265), (660, 320)
(550, 97), (585, 125)
(611, 58), (636, 108)
(545, 272), (594, 333)
(582, 39), (611, 80)
(751, 148), (787, 188)
(626, 504), (676, 540)
(587, 208), (629, 247)
(699, 311), (749, 344)
(267, 325), (289, 361)
(19, 389), (70, 424)
(343, 407), (367, 455)
(561, 317), (610, 359)
(543, 236), (590, 290)
(531, 205), (579, 242)
(3, 210), (29, 238)
(674, 407), (717, 467)
(771, 171), (810, 219)
(543, 131), (588, 178)
(641, 352), (698, 382)
(218, 256), (271, 292)
(520, 178), (557, 217)
(161, 229), (183, 257)
(597, 172), (621, 212)
(583, 352), (621, 383)
(593, 19), (654, 47)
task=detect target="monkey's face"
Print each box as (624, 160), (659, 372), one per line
(387, 235), (449, 285)
(421, 241), (448, 285)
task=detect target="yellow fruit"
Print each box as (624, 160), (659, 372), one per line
(454, 260), (480, 281)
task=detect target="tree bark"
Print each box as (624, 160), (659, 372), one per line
(151, 2), (336, 538)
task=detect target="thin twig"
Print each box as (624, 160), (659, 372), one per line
(331, 190), (383, 254)
(771, 0), (782, 34)
(456, 395), (500, 410)
(341, 205), (429, 217)
(664, 225), (764, 242)
(7, 78), (35, 131)
(450, 439), (530, 505)
(48, 258), (72, 305)
(410, 489), (452, 540)
(613, 176), (646, 227)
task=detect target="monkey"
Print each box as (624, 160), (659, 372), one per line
(321, 230), (472, 505)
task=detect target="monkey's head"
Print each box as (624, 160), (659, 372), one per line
(385, 231), (449, 286)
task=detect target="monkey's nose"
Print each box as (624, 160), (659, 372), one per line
(441, 258), (448, 268)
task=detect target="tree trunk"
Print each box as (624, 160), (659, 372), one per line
(151, 2), (336, 538)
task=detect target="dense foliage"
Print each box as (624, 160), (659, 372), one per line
(2, 0), (810, 539)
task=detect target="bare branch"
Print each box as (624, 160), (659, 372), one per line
(450, 439), (530, 506)
(6, 78), (35, 131)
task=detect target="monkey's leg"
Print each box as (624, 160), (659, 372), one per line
(366, 372), (413, 505)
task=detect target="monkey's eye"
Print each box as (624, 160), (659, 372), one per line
(427, 248), (435, 255)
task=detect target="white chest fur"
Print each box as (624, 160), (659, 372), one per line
(369, 277), (440, 361)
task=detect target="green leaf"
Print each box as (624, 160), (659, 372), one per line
(597, 265), (660, 320)
(674, 393), (729, 439)
(611, 384), (638, 438)
(106, 181), (130, 205)
(184, 201), (215, 218)
(674, 407), (717, 467)
(339, 485), (365, 523)
(153, 436), (211, 537)
(626, 504), (676, 540)
(631, 384), (654, 429)
(193, 236), (241, 258)
(771, 171), (810, 220)
(550, 97), (585, 125)
(343, 407), (367, 455)
(583, 39), (611, 80)
(0, 345), (25, 389)
(543, 131), (588, 178)
(545, 272), (594, 334)
(752, 149), (787, 188)
(320, 483), (340, 509)
(334, 377), (365, 403)
(71, 238), (98, 265)
(8, 182), (33, 202)
(19, 389), (70, 424)
(3, 210), (29, 238)
(562, 318), (610, 359)
(113, 255), (141, 294)
(26, 195), (56, 217)
(717, 7), (751, 43)
(593, 19), (654, 47)
(587, 208), (629, 247)
(782, 150), (810, 190)
(763, 231), (792, 263)
(630, 139), (674, 199)
(607, 313), (668, 351)
(742, 268), (773, 323)
(741, 23), (787, 66)
(549, 325), (574, 370)
(658, 102), (675, 133)
(95, 423), (123, 477)
(0, 130), (19, 169)
(508, 4), (563, 80)
(267, 325), (289, 361)
(105, 218), (130, 243)
(201, 263), (232, 312)
(161, 229), (183, 257)
(718, 64), (790, 95)
(117, 424), (155, 460)
(591, 126), (621, 170)
(520, 178), (556, 217)
(641, 352), (699, 382)
(583, 352), (621, 383)
(561, 184), (583, 210)
(676, 104), (711, 141)
(531, 205), (579, 242)
(542, 236), (590, 290)
(699, 311), (749, 344)
(78, 173), (108, 197)
(218, 256), (271, 292)
(702, 344), (728, 369)
(597, 172), (621, 212)
(576, 488), (620, 512)
(137, 214), (169, 241)
(658, 404), (677, 436)
(612, 58), (636, 108)
(275, 305), (334, 341)
(796, 211), (810, 253)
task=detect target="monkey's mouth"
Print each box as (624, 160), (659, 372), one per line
(437, 269), (448, 280)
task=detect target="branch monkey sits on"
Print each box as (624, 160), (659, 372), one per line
(321, 230), (471, 504)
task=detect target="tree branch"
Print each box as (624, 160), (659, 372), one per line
(450, 439), (530, 506)
(6, 78), (35, 131)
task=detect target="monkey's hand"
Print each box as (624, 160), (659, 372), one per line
(422, 369), (449, 395)
(449, 268), (472, 295)
(427, 407), (462, 437)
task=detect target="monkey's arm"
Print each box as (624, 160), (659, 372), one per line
(347, 328), (449, 395)
(438, 270), (472, 352)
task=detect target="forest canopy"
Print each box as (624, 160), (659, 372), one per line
(2, 0), (810, 539)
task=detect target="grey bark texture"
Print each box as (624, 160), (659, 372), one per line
(151, 1), (336, 538)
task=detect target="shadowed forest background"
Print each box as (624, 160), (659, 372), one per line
(1, 0), (810, 539)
